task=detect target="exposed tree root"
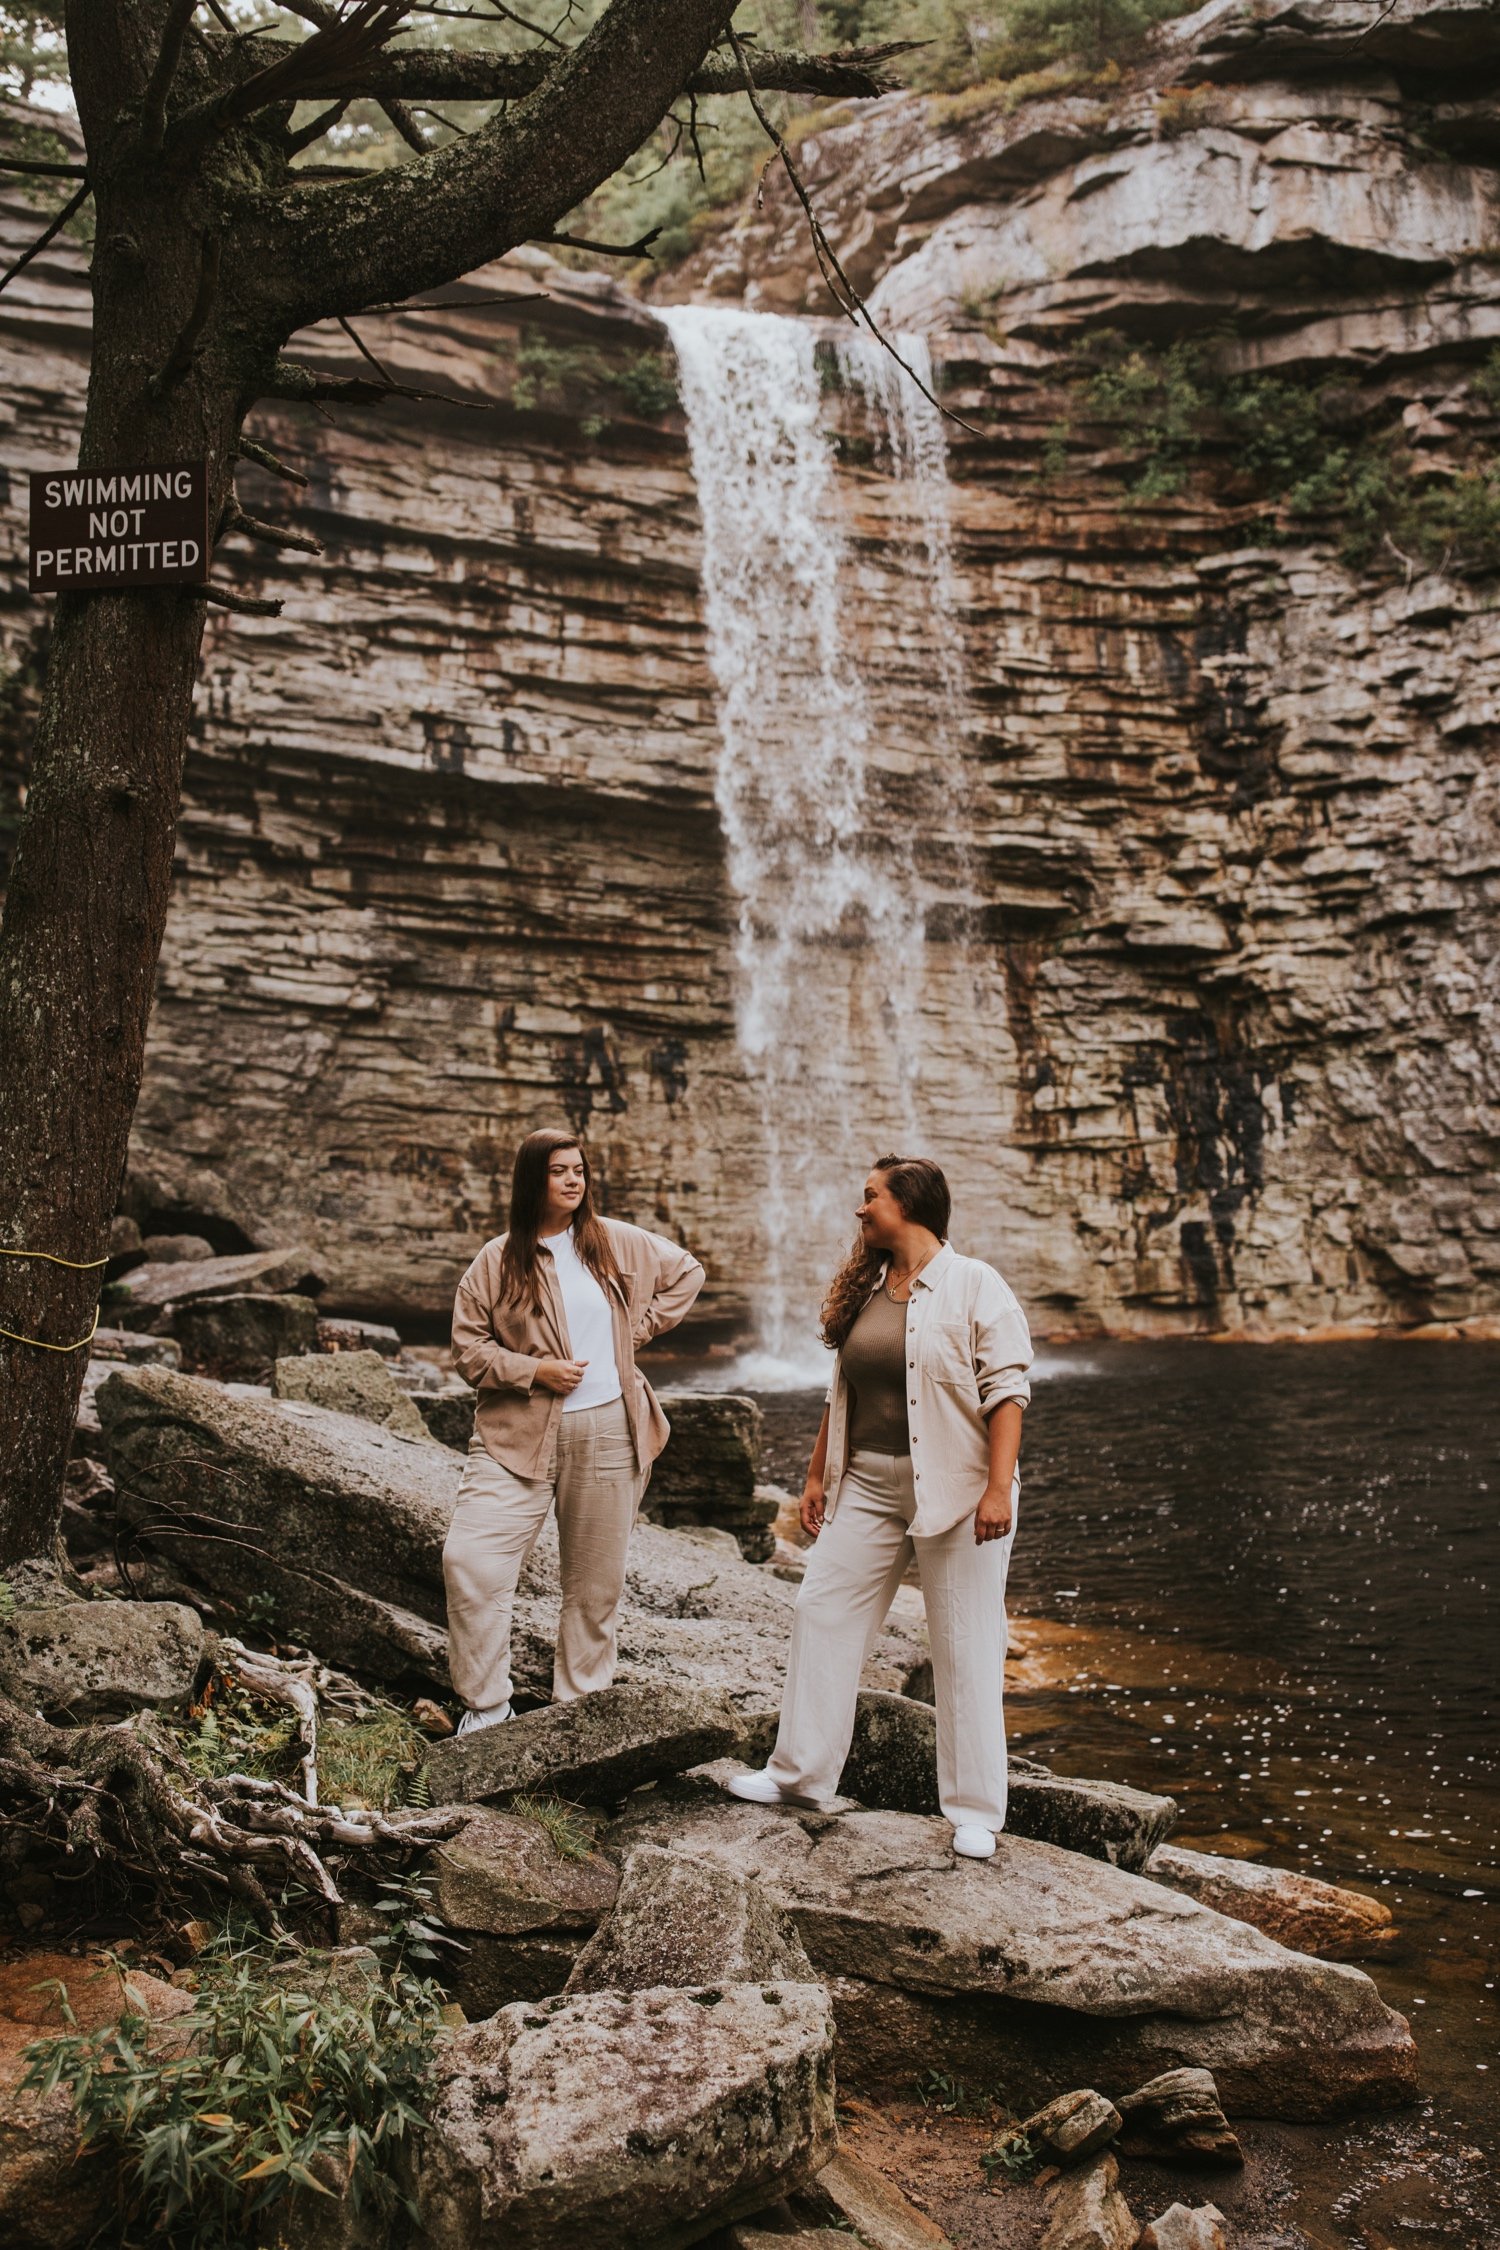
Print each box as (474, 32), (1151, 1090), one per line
(0, 1685), (465, 1935)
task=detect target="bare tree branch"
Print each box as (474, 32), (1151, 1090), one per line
(237, 437), (310, 487)
(205, 585), (284, 615)
(0, 181), (92, 299)
(539, 224), (661, 258)
(171, 0), (415, 154)
(202, 33), (914, 106)
(149, 229), (222, 396)
(0, 158), (90, 179)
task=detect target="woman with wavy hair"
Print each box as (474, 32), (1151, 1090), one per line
(727, 1154), (1032, 1859)
(444, 1128), (704, 1736)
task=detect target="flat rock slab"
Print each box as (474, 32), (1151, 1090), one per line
(1146, 1843), (1396, 1960)
(171, 1293), (320, 1382)
(566, 1843), (813, 1994)
(840, 1695), (1177, 1869)
(430, 1808), (620, 1936)
(0, 1597), (203, 1719)
(810, 2148), (953, 2248)
(425, 1683), (742, 1807)
(605, 1783), (1417, 2121)
(108, 1244), (324, 1314)
(416, 1982), (837, 2250)
(1020, 2088), (1121, 2165)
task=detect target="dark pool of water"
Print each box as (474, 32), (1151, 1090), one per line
(739, 1342), (1500, 2138)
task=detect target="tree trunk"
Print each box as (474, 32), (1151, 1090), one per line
(0, 191), (244, 1566)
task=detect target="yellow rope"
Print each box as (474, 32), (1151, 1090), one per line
(0, 1246), (110, 1270)
(0, 1244), (111, 1352)
(0, 1306), (103, 1354)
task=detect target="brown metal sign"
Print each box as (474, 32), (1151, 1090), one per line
(29, 461), (211, 591)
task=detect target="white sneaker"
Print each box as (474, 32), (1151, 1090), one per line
(724, 1768), (828, 1812)
(952, 1824), (997, 1859)
(456, 1701), (512, 1738)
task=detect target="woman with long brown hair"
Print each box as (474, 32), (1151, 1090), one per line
(727, 1154), (1032, 1858)
(443, 1128), (704, 1735)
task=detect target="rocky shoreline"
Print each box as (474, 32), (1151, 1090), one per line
(0, 1286), (1432, 2250)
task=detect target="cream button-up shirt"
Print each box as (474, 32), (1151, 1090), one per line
(824, 1241), (1033, 1539)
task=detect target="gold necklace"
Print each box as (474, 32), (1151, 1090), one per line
(886, 1247), (934, 1301)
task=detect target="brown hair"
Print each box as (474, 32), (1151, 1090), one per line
(819, 1154), (952, 1352)
(498, 1129), (621, 1312)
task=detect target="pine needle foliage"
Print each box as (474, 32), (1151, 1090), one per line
(21, 1929), (448, 2250)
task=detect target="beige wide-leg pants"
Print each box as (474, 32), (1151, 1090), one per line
(443, 1396), (642, 1711)
(766, 1449), (1015, 1829)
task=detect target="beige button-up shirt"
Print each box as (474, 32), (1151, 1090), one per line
(825, 1241), (1033, 1538)
(452, 1217), (705, 1481)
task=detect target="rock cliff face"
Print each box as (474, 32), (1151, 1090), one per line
(3, 0), (1498, 1339)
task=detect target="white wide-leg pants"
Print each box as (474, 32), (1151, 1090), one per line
(442, 1396), (642, 1711)
(766, 1449), (1015, 1830)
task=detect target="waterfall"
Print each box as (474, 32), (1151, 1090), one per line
(660, 305), (987, 1377)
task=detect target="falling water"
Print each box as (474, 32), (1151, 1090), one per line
(660, 305), (996, 1374)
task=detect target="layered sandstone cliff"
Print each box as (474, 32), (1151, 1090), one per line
(3, 0), (1498, 1339)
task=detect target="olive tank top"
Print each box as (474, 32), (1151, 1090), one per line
(842, 1285), (911, 1457)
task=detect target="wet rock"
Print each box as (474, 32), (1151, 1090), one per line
(430, 1807), (619, 1937)
(140, 1233), (215, 1263)
(0, 1597), (204, 1720)
(1019, 2089), (1122, 2166)
(0, 1953), (195, 2250)
(1041, 2153), (1136, 2250)
(1115, 2067), (1243, 2167)
(171, 1292), (320, 1381)
(452, 1934), (584, 2017)
(566, 1843), (813, 1994)
(646, 1392), (778, 1562)
(95, 1367), (928, 1709)
(317, 1317), (401, 1356)
(271, 1348), (436, 1444)
(414, 1983), (837, 2248)
(89, 1328), (182, 1367)
(605, 1783), (1419, 2120)
(1146, 1843), (1397, 1960)
(1136, 2204), (1229, 2250)
(425, 1682), (741, 1808)
(806, 2148), (954, 2247)
(838, 1695), (1176, 1870)
(106, 1245), (324, 1323)
(415, 1386), (477, 1451)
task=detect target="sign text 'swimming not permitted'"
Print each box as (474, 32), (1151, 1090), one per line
(29, 461), (211, 591)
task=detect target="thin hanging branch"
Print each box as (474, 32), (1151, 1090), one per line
(725, 20), (978, 438)
(539, 224), (662, 259)
(0, 157), (90, 179)
(139, 0), (204, 156)
(0, 180), (92, 299)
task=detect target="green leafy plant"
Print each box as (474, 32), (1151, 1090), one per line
(21, 1933), (448, 2249)
(915, 2065), (994, 2116)
(982, 2126), (1040, 2183)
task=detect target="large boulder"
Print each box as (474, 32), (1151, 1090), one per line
(646, 1392), (778, 1561)
(95, 1368), (927, 1708)
(98, 1367), (456, 1685)
(171, 1293), (320, 1381)
(0, 1597), (204, 1720)
(838, 1696), (1177, 1870)
(271, 1349), (436, 1444)
(414, 1983), (838, 2249)
(428, 1806), (622, 2020)
(566, 1843), (814, 1994)
(1145, 1844), (1396, 1961)
(605, 1783), (1418, 2120)
(424, 1683), (741, 1807)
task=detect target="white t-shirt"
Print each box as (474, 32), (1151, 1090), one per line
(540, 1228), (624, 1413)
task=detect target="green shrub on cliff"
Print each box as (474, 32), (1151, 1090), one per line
(1059, 332), (1500, 577)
